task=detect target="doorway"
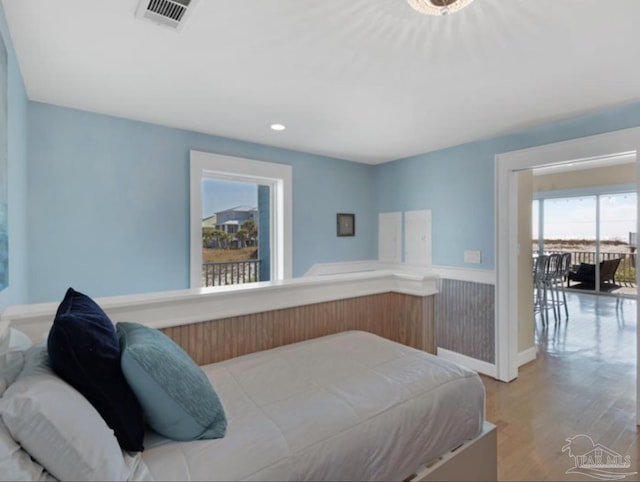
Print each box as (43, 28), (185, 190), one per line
(495, 126), (640, 423)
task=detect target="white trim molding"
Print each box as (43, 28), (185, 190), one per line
(437, 347), (497, 378)
(532, 183), (636, 201)
(517, 346), (537, 367)
(430, 265), (495, 285)
(495, 126), (640, 394)
(304, 260), (496, 285)
(304, 260), (381, 277)
(189, 150), (293, 288)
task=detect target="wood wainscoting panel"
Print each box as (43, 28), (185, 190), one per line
(436, 279), (495, 364)
(161, 293), (435, 365)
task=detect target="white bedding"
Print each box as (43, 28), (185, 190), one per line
(140, 331), (485, 481)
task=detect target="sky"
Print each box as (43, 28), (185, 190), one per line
(201, 179), (257, 218)
(533, 192), (637, 242)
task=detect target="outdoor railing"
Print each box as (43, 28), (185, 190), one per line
(545, 250), (636, 287)
(202, 260), (261, 287)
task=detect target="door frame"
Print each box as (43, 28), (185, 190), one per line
(495, 127), (640, 423)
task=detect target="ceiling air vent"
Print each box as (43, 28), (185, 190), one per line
(136, 0), (199, 31)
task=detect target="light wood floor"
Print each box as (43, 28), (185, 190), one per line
(483, 293), (639, 481)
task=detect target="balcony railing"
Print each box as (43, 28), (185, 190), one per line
(544, 250), (636, 287)
(202, 260), (261, 287)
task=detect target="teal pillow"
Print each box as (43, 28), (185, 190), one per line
(116, 322), (227, 441)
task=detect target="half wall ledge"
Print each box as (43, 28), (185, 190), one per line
(1, 270), (439, 352)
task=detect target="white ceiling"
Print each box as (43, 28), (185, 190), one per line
(3, 0), (640, 164)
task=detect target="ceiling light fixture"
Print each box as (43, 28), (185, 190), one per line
(270, 123), (286, 131)
(407, 0), (475, 16)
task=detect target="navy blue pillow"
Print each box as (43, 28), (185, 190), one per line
(47, 288), (144, 452)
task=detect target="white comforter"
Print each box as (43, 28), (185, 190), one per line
(140, 331), (485, 481)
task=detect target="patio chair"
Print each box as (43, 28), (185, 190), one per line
(534, 253), (565, 325)
(552, 253), (571, 319)
(567, 257), (623, 288)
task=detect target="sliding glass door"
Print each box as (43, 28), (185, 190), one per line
(533, 190), (636, 295)
(599, 192), (637, 293)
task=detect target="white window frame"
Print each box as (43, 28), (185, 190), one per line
(189, 150), (292, 288)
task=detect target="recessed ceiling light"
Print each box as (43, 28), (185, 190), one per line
(270, 123), (286, 131)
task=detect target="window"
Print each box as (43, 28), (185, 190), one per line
(201, 179), (264, 286)
(190, 151), (292, 288)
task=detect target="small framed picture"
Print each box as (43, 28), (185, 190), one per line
(336, 213), (355, 237)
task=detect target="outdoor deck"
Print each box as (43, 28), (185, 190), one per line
(201, 260), (262, 287)
(550, 249), (636, 297)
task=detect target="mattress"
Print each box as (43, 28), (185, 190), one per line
(140, 331), (485, 481)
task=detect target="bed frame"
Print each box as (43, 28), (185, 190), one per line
(410, 422), (497, 481)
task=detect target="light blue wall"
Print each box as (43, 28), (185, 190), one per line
(0, 2), (28, 310)
(25, 99), (640, 302)
(374, 101), (640, 270)
(27, 103), (376, 302)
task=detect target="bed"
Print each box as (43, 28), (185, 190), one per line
(0, 287), (496, 482)
(140, 330), (488, 481)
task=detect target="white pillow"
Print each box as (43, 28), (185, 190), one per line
(0, 418), (49, 481)
(0, 320), (10, 355)
(0, 345), (143, 482)
(0, 328), (33, 396)
(6, 328), (33, 353)
(0, 327), (33, 361)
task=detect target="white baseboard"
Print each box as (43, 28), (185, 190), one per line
(437, 347), (497, 378)
(517, 346), (537, 367)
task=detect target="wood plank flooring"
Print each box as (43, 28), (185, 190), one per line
(483, 293), (639, 481)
